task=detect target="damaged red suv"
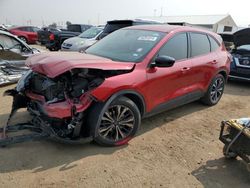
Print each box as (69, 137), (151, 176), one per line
(6, 25), (230, 146)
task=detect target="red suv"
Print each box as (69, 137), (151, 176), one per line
(9, 26), (40, 44)
(6, 25), (230, 146)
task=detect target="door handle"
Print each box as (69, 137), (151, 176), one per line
(181, 67), (190, 71)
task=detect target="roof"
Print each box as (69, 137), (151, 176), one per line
(125, 24), (182, 33)
(107, 19), (161, 24)
(139, 14), (233, 25)
(125, 24), (218, 34)
(125, 24), (222, 43)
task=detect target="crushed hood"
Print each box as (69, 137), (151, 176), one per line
(26, 52), (135, 78)
(233, 28), (250, 47)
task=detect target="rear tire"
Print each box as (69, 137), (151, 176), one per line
(87, 97), (141, 146)
(19, 36), (28, 43)
(201, 74), (225, 106)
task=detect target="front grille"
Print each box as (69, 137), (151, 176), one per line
(236, 68), (250, 75)
(29, 73), (65, 101)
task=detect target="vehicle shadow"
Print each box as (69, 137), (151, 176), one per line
(0, 101), (208, 174)
(225, 80), (250, 96)
(192, 157), (250, 187)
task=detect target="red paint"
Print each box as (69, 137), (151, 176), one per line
(9, 26), (38, 44)
(25, 25), (230, 118)
(26, 52), (135, 78)
(115, 137), (132, 146)
(26, 91), (92, 119)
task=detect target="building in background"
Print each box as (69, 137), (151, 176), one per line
(139, 14), (238, 34)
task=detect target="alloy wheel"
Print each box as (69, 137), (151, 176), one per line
(98, 105), (135, 142)
(210, 77), (224, 103)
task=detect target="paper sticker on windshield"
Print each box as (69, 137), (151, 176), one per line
(137, 36), (158, 42)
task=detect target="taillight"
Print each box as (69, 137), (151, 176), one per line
(49, 33), (54, 41)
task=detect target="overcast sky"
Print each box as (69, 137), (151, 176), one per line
(0, 0), (249, 27)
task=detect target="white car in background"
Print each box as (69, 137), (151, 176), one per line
(61, 26), (104, 52)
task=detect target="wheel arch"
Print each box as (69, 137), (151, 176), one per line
(100, 90), (146, 117)
(87, 90), (145, 138)
(218, 70), (228, 82)
(18, 35), (28, 42)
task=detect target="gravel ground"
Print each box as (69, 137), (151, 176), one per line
(0, 80), (249, 188)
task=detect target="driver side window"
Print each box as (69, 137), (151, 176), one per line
(158, 33), (188, 61)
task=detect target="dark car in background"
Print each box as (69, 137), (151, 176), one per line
(222, 28), (250, 81)
(97, 19), (161, 40)
(0, 30), (39, 86)
(40, 24), (92, 51)
(37, 27), (61, 45)
(9, 26), (40, 44)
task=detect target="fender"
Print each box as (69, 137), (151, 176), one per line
(93, 89), (146, 117)
(108, 90), (146, 116)
(88, 89), (145, 137)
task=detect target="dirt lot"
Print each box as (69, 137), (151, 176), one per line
(0, 81), (250, 187)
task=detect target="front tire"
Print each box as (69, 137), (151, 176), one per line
(88, 97), (141, 146)
(19, 36), (28, 43)
(201, 74), (225, 106)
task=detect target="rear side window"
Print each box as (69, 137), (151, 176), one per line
(31, 27), (40, 32)
(18, 27), (29, 31)
(68, 25), (81, 32)
(104, 23), (131, 33)
(158, 33), (188, 61)
(190, 33), (210, 57)
(208, 35), (220, 52)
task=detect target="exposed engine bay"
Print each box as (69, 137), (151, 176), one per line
(1, 67), (131, 145)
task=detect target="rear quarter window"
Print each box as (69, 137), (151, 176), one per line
(190, 32), (210, 57)
(208, 35), (220, 52)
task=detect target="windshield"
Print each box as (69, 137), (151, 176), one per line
(79, 27), (103, 39)
(86, 29), (165, 62)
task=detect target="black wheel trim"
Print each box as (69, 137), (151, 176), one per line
(98, 105), (135, 142)
(19, 37), (27, 43)
(210, 77), (224, 103)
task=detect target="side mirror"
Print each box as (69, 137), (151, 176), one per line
(151, 55), (175, 68)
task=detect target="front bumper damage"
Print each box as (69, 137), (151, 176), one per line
(0, 89), (94, 147)
(0, 74), (99, 147)
(0, 52), (135, 147)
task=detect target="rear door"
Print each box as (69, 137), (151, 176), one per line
(188, 32), (219, 91)
(28, 27), (38, 42)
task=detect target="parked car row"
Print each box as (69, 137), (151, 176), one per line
(39, 24), (93, 51)
(40, 19), (161, 51)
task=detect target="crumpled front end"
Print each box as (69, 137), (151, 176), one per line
(4, 68), (107, 140)
(4, 64), (134, 142)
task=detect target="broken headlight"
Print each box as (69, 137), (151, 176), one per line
(16, 70), (33, 92)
